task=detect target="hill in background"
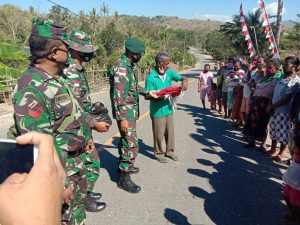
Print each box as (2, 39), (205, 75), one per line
(150, 16), (223, 31)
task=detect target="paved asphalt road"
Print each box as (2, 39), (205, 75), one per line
(0, 51), (287, 225)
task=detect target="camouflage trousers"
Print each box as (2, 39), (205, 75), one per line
(117, 120), (139, 172)
(85, 150), (100, 192)
(61, 151), (87, 225)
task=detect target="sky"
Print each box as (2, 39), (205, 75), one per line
(1, 0), (298, 22)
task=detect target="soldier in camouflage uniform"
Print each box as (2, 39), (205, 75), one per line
(12, 18), (91, 225)
(109, 37), (145, 193)
(62, 29), (109, 212)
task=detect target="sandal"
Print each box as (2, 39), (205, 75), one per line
(165, 153), (178, 161)
(273, 155), (290, 165)
(264, 149), (278, 157)
(156, 157), (168, 163)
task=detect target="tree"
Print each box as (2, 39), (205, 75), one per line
(0, 4), (31, 44)
(98, 21), (124, 56)
(219, 9), (270, 57)
(0, 43), (28, 79)
(286, 15), (300, 56)
(100, 3), (110, 27)
(204, 31), (236, 60)
(48, 6), (72, 27)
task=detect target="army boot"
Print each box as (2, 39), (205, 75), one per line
(117, 172), (141, 193)
(87, 191), (102, 200)
(117, 166), (139, 174)
(85, 194), (106, 212)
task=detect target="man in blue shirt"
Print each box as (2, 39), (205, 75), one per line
(145, 52), (188, 163)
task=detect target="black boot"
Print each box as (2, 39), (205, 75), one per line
(117, 167), (139, 174)
(87, 191), (102, 200)
(85, 195), (106, 212)
(117, 172), (141, 193)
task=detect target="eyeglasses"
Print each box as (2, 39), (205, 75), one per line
(57, 48), (68, 53)
(56, 47), (69, 53)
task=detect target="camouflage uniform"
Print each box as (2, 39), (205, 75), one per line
(110, 53), (140, 172)
(13, 18), (90, 225)
(62, 29), (100, 193)
(63, 61), (100, 193)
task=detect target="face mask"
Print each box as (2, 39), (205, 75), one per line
(227, 63), (233, 70)
(283, 66), (293, 75)
(79, 52), (94, 62)
(47, 55), (69, 68)
(266, 68), (273, 76)
(132, 54), (141, 64)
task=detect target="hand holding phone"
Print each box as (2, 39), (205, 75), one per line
(0, 132), (65, 225)
(0, 139), (38, 183)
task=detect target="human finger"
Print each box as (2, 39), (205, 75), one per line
(16, 132), (57, 180)
(2, 173), (27, 185)
(16, 132), (55, 165)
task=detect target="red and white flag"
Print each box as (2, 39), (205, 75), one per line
(258, 0), (280, 58)
(240, 4), (256, 57)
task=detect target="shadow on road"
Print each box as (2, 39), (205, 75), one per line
(164, 208), (191, 225)
(177, 103), (286, 225)
(98, 137), (154, 183)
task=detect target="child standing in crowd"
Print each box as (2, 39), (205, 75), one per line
(220, 59), (235, 118)
(240, 60), (258, 126)
(198, 64), (214, 109)
(225, 71), (240, 118)
(209, 83), (217, 111)
(216, 61), (226, 114)
(231, 61), (245, 123)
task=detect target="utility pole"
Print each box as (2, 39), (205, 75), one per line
(250, 26), (260, 54)
(275, 0), (284, 49)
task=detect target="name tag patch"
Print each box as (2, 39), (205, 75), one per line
(55, 94), (70, 104)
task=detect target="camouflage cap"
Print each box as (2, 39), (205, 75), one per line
(31, 18), (68, 43)
(64, 29), (98, 53)
(125, 37), (145, 54)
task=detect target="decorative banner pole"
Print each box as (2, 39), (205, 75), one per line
(258, 0), (280, 58)
(240, 3), (256, 57)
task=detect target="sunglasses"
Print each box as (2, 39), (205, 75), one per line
(56, 47), (69, 53)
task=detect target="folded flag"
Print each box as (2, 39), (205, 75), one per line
(157, 86), (182, 97)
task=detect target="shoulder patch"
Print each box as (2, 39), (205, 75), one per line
(28, 107), (43, 120)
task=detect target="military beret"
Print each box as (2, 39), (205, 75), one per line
(31, 18), (68, 43)
(125, 37), (145, 54)
(65, 29), (98, 53)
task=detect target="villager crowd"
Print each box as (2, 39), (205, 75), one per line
(198, 55), (300, 223)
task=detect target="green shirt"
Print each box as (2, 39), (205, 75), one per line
(145, 67), (182, 118)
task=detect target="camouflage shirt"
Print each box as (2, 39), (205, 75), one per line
(13, 65), (92, 154)
(62, 60), (95, 127)
(109, 54), (139, 121)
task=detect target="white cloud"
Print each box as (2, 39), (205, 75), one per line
(194, 14), (232, 22)
(252, 1), (286, 17)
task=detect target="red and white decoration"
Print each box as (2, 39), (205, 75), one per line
(240, 4), (256, 57)
(259, 0), (280, 58)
